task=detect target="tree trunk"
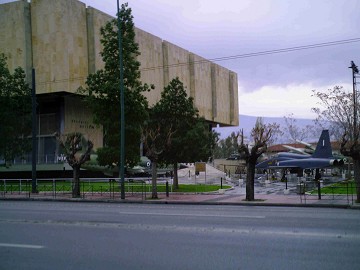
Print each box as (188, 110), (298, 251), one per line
(151, 161), (158, 199)
(173, 162), (179, 190)
(72, 165), (81, 198)
(353, 158), (360, 203)
(245, 162), (256, 201)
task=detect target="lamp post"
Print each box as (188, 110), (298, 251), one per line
(349, 61), (359, 141)
(31, 68), (37, 193)
(117, 0), (125, 199)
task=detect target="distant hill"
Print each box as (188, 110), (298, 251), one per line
(213, 114), (316, 143)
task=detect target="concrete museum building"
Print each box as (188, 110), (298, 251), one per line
(0, 0), (238, 176)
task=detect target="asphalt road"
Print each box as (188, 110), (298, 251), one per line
(0, 201), (359, 270)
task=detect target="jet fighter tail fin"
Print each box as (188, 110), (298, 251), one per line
(312, 130), (333, 158)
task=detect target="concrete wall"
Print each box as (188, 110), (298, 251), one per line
(31, 0), (88, 93)
(162, 41), (192, 97)
(135, 28), (165, 105)
(64, 96), (103, 149)
(191, 54), (212, 119)
(213, 65), (231, 125)
(0, 0), (238, 127)
(86, 7), (113, 74)
(0, 0), (32, 80)
(214, 159), (246, 175)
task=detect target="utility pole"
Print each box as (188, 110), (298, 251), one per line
(349, 61), (359, 141)
(117, 0), (125, 199)
(31, 68), (38, 193)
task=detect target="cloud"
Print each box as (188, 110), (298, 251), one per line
(238, 82), (353, 119)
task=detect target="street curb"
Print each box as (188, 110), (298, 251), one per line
(1, 196), (358, 209)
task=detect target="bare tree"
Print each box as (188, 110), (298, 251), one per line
(237, 118), (277, 201)
(312, 86), (354, 140)
(57, 132), (93, 198)
(142, 123), (174, 199)
(283, 113), (314, 143)
(312, 86), (360, 202)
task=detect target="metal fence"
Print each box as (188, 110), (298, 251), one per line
(298, 181), (357, 205)
(0, 178), (173, 200)
(12, 154), (65, 165)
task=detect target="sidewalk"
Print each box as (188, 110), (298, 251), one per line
(1, 189), (359, 209)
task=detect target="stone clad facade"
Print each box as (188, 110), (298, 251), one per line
(0, 0), (238, 160)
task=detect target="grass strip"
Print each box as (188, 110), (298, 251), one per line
(310, 180), (356, 195)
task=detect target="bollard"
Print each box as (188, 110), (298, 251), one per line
(166, 181), (169, 197)
(317, 180), (321, 200)
(221, 177), (223, 189)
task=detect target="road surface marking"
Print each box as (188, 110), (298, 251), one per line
(116, 211), (266, 219)
(0, 243), (44, 249)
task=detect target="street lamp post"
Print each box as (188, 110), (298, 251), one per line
(349, 61), (359, 141)
(117, 0), (125, 199)
(31, 68), (37, 193)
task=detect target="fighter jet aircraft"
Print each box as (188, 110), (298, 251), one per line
(256, 130), (345, 169)
(82, 155), (152, 177)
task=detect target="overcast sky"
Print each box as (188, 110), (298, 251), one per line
(2, 0), (359, 119)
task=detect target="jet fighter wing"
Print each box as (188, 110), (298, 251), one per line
(282, 145), (310, 155)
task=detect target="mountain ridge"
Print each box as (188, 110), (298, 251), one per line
(214, 114), (315, 142)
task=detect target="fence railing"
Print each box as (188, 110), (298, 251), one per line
(298, 180), (357, 205)
(0, 178), (173, 200)
(12, 154), (66, 165)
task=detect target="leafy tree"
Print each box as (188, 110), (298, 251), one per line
(312, 86), (360, 202)
(57, 132), (93, 198)
(0, 54), (31, 166)
(80, 3), (152, 169)
(142, 77), (217, 194)
(153, 78), (216, 190)
(213, 132), (240, 158)
(167, 116), (217, 190)
(237, 118), (278, 201)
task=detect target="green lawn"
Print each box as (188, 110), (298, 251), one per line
(311, 180), (357, 195)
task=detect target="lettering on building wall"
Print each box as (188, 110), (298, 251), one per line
(57, 154), (66, 162)
(71, 119), (95, 130)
